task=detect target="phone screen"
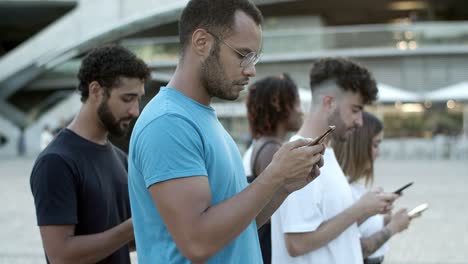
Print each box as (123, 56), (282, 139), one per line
(408, 203), (429, 217)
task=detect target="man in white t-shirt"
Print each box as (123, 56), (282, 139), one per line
(271, 57), (398, 264)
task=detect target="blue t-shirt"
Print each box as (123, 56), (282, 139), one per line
(128, 87), (262, 263)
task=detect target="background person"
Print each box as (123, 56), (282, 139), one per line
(271, 57), (398, 264)
(333, 111), (412, 264)
(243, 73), (303, 263)
(40, 124), (53, 151)
(30, 45), (150, 264)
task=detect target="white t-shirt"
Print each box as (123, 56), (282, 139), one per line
(242, 144), (253, 177)
(40, 130), (53, 151)
(350, 182), (389, 258)
(271, 135), (363, 264)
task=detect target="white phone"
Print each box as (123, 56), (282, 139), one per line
(408, 203), (429, 218)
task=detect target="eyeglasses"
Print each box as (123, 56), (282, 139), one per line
(206, 31), (260, 69)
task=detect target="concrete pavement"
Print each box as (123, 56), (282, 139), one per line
(1, 156), (467, 264)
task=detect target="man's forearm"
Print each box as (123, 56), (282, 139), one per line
(383, 214), (391, 225)
(308, 203), (364, 249)
(286, 203), (365, 256)
(47, 220), (133, 264)
(189, 172), (283, 256)
(256, 187), (289, 227)
(360, 227), (392, 258)
(149, 169), (287, 263)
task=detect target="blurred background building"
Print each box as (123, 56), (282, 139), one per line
(1, 0), (468, 158)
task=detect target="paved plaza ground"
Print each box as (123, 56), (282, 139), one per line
(1, 156), (467, 264)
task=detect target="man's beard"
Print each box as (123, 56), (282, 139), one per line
(328, 107), (351, 142)
(201, 43), (238, 101)
(97, 99), (131, 138)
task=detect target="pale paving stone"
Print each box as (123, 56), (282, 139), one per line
(1, 157), (467, 264)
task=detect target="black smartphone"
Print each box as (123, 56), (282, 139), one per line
(308, 125), (336, 146)
(393, 182), (413, 195)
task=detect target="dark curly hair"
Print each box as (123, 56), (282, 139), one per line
(77, 45), (150, 102)
(179, 0), (263, 52)
(246, 73), (299, 138)
(309, 57), (378, 104)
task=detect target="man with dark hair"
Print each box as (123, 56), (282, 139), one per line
(271, 57), (398, 264)
(242, 73), (304, 264)
(128, 1), (324, 263)
(30, 45), (150, 264)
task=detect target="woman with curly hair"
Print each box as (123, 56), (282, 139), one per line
(243, 73), (303, 264)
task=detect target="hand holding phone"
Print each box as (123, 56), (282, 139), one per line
(393, 182), (413, 195)
(308, 125), (336, 146)
(408, 203), (429, 218)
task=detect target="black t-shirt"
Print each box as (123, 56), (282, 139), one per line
(30, 129), (131, 264)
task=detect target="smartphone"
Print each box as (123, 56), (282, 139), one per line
(408, 203), (429, 218)
(308, 125), (336, 146)
(393, 182), (413, 195)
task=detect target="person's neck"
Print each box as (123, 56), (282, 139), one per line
(68, 104), (108, 145)
(167, 59), (211, 106)
(297, 110), (331, 145)
(274, 123), (289, 140)
(256, 122), (290, 141)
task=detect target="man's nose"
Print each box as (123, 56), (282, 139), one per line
(355, 112), (363, 127)
(242, 64), (256, 77)
(129, 102), (140, 118)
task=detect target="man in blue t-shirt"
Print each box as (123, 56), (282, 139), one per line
(128, 1), (325, 263)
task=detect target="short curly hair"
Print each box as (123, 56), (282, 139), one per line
(77, 45), (150, 102)
(309, 57), (378, 104)
(246, 73), (299, 138)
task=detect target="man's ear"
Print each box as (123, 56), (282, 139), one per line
(88, 81), (103, 103)
(322, 95), (336, 113)
(191, 28), (214, 58)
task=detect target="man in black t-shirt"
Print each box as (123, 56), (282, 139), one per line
(30, 45), (150, 264)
